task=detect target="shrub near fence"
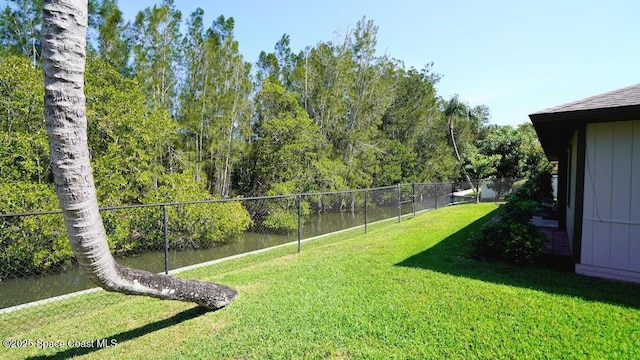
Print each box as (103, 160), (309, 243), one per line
(0, 182), (468, 313)
(0, 181), (70, 279)
(0, 201), (252, 281)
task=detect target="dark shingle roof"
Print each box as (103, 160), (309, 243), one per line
(529, 83), (640, 160)
(531, 83), (640, 115)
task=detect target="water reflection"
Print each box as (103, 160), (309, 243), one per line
(0, 203), (435, 309)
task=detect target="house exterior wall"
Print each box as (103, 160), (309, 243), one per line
(479, 177), (557, 201)
(576, 120), (640, 283)
(565, 132), (578, 251)
(479, 182), (497, 201)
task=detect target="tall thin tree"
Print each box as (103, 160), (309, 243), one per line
(443, 94), (475, 190)
(42, 0), (236, 309)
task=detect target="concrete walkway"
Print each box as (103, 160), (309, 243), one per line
(532, 216), (572, 257)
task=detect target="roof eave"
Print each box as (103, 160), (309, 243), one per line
(529, 104), (640, 160)
(530, 104), (640, 123)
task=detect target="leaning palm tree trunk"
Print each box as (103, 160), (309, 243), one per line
(42, 0), (236, 310)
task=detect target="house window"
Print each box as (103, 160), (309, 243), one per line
(567, 147), (572, 207)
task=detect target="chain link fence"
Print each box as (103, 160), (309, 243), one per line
(477, 178), (526, 202)
(1, 182), (471, 331)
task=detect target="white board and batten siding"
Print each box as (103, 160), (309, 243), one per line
(577, 120), (640, 283)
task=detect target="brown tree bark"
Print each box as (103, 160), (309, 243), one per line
(42, 0), (236, 310)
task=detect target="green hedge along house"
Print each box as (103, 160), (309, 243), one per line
(529, 84), (640, 283)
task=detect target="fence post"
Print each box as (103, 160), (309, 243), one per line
(397, 183), (401, 222)
(451, 182), (455, 205)
(412, 183), (416, 218)
(435, 183), (439, 209)
(297, 195), (302, 253)
(163, 204), (169, 275)
(364, 189), (368, 234)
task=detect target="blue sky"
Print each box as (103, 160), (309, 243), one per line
(119, 1), (640, 126)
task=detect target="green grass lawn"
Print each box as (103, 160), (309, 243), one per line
(3, 203), (640, 359)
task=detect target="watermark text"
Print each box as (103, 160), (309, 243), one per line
(3, 338), (118, 349)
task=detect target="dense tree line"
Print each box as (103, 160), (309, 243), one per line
(0, 0), (547, 277)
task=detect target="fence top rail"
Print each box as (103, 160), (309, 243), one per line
(0, 182), (456, 218)
(0, 209), (64, 218)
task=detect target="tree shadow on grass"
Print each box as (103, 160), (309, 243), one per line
(27, 305), (211, 359)
(396, 208), (640, 309)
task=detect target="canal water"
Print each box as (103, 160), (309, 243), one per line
(0, 205), (412, 310)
